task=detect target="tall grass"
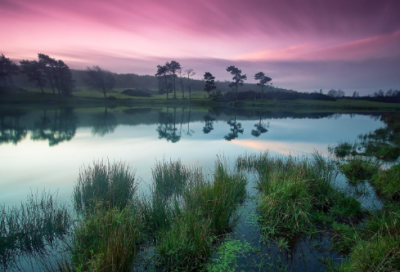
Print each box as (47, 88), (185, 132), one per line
(71, 207), (144, 271)
(236, 152), (362, 235)
(147, 158), (248, 270)
(0, 191), (72, 270)
(371, 163), (400, 202)
(73, 160), (138, 212)
(339, 156), (380, 184)
(338, 206), (400, 271)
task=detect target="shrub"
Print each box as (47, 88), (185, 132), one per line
(371, 164), (400, 201)
(339, 156), (380, 184)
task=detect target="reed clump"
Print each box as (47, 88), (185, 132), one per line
(0, 191), (72, 270)
(339, 156), (380, 184)
(71, 207), (144, 272)
(73, 160), (138, 212)
(236, 152), (362, 235)
(370, 163), (400, 202)
(338, 206), (400, 271)
(149, 158), (247, 270)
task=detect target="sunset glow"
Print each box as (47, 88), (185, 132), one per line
(1, 0), (399, 92)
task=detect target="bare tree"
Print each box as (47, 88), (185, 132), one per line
(85, 66), (116, 99)
(185, 69), (195, 99)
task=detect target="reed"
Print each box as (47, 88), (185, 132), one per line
(73, 160), (138, 212)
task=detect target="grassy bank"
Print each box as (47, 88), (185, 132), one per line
(2, 88), (400, 112)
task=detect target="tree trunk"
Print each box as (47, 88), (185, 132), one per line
(189, 86), (191, 99)
(173, 75), (176, 99)
(40, 84), (44, 94)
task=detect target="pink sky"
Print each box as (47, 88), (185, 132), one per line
(1, 0), (400, 93)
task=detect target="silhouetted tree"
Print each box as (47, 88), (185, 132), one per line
(203, 72), (216, 98)
(56, 60), (74, 96)
(166, 61), (181, 99)
(254, 72), (272, 99)
(156, 65), (172, 99)
(352, 91), (360, 97)
(203, 114), (215, 134)
(327, 89), (345, 98)
(226, 66), (247, 101)
(85, 66), (116, 99)
(185, 69), (195, 99)
(178, 68), (185, 99)
(20, 60), (46, 93)
(38, 53), (57, 94)
(0, 54), (19, 86)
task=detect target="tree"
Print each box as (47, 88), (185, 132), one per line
(185, 69), (195, 99)
(0, 54), (19, 86)
(254, 72), (272, 99)
(85, 66), (116, 99)
(226, 66), (247, 100)
(156, 65), (172, 99)
(327, 89), (345, 98)
(203, 72), (216, 98)
(178, 68), (185, 99)
(166, 61), (181, 99)
(56, 60), (74, 96)
(352, 91), (360, 98)
(38, 53), (57, 94)
(20, 60), (46, 93)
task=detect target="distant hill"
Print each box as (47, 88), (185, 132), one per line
(12, 68), (294, 94)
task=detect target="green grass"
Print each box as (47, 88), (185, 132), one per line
(236, 152), (363, 236)
(338, 206), (400, 271)
(339, 156), (381, 184)
(73, 160), (139, 212)
(370, 164), (400, 201)
(0, 191), (72, 270)
(70, 207), (144, 272)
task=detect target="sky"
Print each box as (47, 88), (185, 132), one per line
(1, 0), (400, 93)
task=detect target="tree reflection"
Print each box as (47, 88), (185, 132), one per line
(224, 113), (244, 141)
(156, 107), (181, 143)
(91, 107), (117, 137)
(0, 111), (27, 145)
(31, 108), (78, 146)
(186, 107), (194, 136)
(251, 113), (269, 137)
(203, 114), (215, 134)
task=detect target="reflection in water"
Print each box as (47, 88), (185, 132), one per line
(31, 108), (77, 146)
(224, 116), (244, 141)
(203, 114), (215, 134)
(91, 107), (117, 137)
(0, 111), (27, 145)
(156, 108), (180, 143)
(251, 112), (269, 137)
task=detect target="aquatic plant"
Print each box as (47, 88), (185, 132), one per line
(339, 156), (380, 183)
(73, 160), (138, 212)
(370, 163), (400, 202)
(71, 207), (144, 271)
(0, 191), (72, 270)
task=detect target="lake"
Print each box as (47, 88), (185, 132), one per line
(0, 106), (386, 271)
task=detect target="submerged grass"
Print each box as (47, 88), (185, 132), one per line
(339, 156), (380, 184)
(371, 163), (400, 202)
(73, 160), (138, 212)
(0, 191), (72, 270)
(237, 152), (362, 236)
(71, 207), (144, 272)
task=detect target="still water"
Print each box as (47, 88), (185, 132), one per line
(0, 107), (384, 207)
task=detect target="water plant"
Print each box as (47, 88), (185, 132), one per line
(0, 191), (72, 270)
(73, 160), (138, 212)
(370, 163), (400, 202)
(339, 156), (380, 184)
(70, 207), (144, 271)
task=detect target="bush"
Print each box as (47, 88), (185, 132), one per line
(122, 88), (152, 97)
(107, 95), (117, 100)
